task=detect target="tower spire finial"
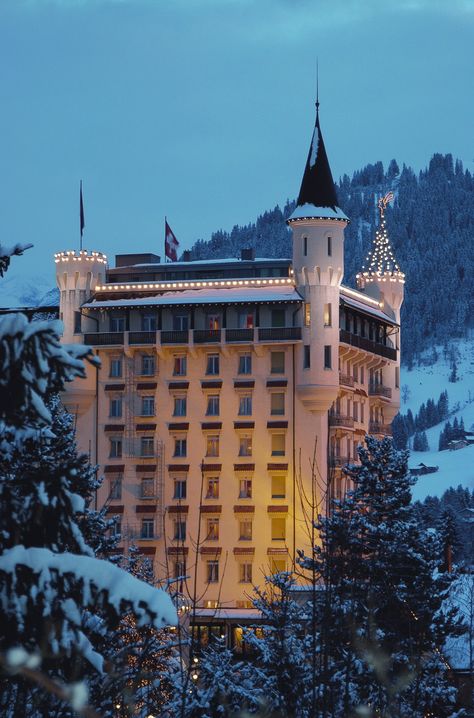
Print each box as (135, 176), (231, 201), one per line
(316, 58), (319, 112)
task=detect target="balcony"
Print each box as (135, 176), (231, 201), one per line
(339, 329), (397, 361)
(368, 422), (392, 436)
(329, 455), (351, 468)
(339, 372), (354, 388)
(329, 414), (355, 429)
(225, 328), (254, 343)
(194, 329), (221, 344)
(258, 327), (301, 342)
(369, 383), (392, 399)
(129, 331), (156, 345)
(161, 330), (189, 344)
(84, 331), (124, 346)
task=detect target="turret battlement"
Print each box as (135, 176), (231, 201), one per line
(54, 249), (108, 264)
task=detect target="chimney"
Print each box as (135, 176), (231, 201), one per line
(182, 250), (192, 262)
(241, 248), (255, 261)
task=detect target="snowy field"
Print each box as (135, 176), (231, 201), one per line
(401, 339), (474, 501)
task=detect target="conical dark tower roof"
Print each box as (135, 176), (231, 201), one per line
(296, 104), (339, 210)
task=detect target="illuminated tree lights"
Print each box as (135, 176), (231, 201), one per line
(356, 192), (405, 286)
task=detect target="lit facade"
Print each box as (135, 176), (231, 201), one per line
(57, 105), (404, 617)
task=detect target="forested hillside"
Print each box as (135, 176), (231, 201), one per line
(190, 154), (474, 365)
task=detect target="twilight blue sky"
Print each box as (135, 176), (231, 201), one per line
(0, 0), (473, 293)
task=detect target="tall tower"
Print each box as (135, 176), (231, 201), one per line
(288, 101), (349, 412)
(356, 192), (404, 324)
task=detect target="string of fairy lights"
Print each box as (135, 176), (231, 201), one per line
(356, 192), (405, 285)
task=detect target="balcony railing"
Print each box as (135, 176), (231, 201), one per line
(84, 332), (124, 346)
(369, 383), (392, 399)
(368, 422), (392, 435)
(258, 327), (302, 342)
(225, 328), (254, 342)
(194, 329), (221, 344)
(329, 414), (355, 429)
(339, 329), (397, 361)
(329, 455), (351, 468)
(339, 372), (354, 388)
(129, 331), (156, 345)
(161, 330), (189, 344)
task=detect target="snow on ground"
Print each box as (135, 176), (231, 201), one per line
(401, 339), (474, 501)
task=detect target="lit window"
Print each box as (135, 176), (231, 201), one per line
(207, 314), (220, 330)
(109, 397), (122, 418)
(110, 316), (126, 332)
(110, 357), (122, 378)
(173, 479), (187, 499)
(207, 560), (219, 583)
(206, 435), (220, 457)
(238, 311), (254, 329)
(109, 475), (122, 500)
(174, 438), (187, 457)
(239, 562), (253, 583)
(141, 477), (154, 498)
(109, 437), (122, 459)
(238, 435), (252, 457)
(142, 313), (157, 331)
(238, 394), (252, 416)
(174, 520), (186, 541)
(271, 433), (285, 456)
(141, 518), (154, 539)
(324, 303), (332, 327)
(141, 355), (155, 376)
(304, 303), (311, 327)
(239, 478), (252, 499)
(239, 520), (252, 541)
(207, 518), (219, 541)
(271, 475), (285, 499)
(206, 395), (220, 416)
(140, 437), (155, 457)
(271, 351), (285, 374)
(270, 392), (285, 415)
(173, 396), (187, 417)
(271, 517), (286, 541)
(141, 395), (155, 416)
(205, 477), (219, 499)
(238, 354), (252, 374)
(173, 355), (187, 376)
(324, 345), (332, 370)
(206, 354), (220, 375)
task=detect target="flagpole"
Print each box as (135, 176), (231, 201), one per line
(164, 215), (167, 263)
(80, 180), (84, 252)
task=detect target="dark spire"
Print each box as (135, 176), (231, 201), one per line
(296, 104), (339, 210)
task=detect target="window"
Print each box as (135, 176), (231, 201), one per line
(109, 475), (122, 500)
(141, 477), (155, 498)
(207, 314), (220, 330)
(109, 397), (122, 418)
(239, 563), (253, 583)
(142, 313), (157, 331)
(271, 308), (285, 327)
(207, 560), (219, 583)
(110, 316), (126, 332)
(173, 479), (187, 499)
(140, 437), (155, 457)
(271, 433), (285, 456)
(110, 357), (122, 378)
(239, 520), (252, 541)
(395, 366), (400, 388)
(271, 559), (286, 574)
(324, 345), (332, 369)
(238, 394), (252, 416)
(304, 303), (311, 327)
(109, 437), (122, 459)
(327, 236), (332, 256)
(324, 303), (332, 327)
(74, 311), (81, 334)
(207, 518), (219, 541)
(173, 396), (187, 417)
(205, 477), (219, 499)
(173, 355), (187, 376)
(239, 478), (252, 499)
(238, 354), (252, 375)
(353, 402), (359, 422)
(238, 311), (254, 329)
(361, 402), (365, 423)
(238, 435), (252, 457)
(270, 392), (285, 415)
(206, 435), (220, 457)
(111, 518), (122, 538)
(141, 354), (155, 376)
(174, 560), (186, 580)
(271, 351), (285, 374)
(141, 395), (155, 416)
(271, 517), (286, 541)
(174, 520), (186, 541)
(141, 518), (154, 539)
(353, 365), (359, 382)
(206, 395), (220, 416)
(360, 366), (365, 385)
(174, 438), (187, 457)
(303, 235), (307, 256)
(304, 345), (311, 369)
(173, 314), (189, 331)
(206, 354), (220, 375)
(271, 475), (286, 499)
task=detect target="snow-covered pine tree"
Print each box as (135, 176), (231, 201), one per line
(0, 244), (176, 716)
(299, 435), (463, 718)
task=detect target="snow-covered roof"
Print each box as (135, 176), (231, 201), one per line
(288, 203), (349, 222)
(340, 292), (398, 325)
(193, 608), (262, 620)
(83, 285), (303, 309)
(130, 257), (284, 267)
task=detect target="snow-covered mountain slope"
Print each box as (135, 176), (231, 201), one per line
(401, 339), (474, 501)
(0, 273), (57, 308)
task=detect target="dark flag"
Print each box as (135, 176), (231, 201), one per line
(165, 219), (179, 262)
(80, 181), (85, 246)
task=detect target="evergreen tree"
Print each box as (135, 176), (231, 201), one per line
(437, 390), (449, 421)
(299, 436), (462, 717)
(439, 509), (459, 573)
(391, 413), (408, 449)
(449, 359), (458, 383)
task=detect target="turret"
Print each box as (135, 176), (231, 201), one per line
(288, 102), (349, 411)
(55, 250), (107, 343)
(356, 192), (404, 323)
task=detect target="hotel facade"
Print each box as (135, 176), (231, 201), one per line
(58, 104), (404, 629)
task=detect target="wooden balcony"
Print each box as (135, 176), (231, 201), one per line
(368, 422), (392, 436)
(129, 331), (156, 345)
(84, 331), (124, 346)
(194, 329), (222, 344)
(369, 383), (392, 399)
(225, 328), (254, 342)
(258, 327), (301, 342)
(161, 330), (189, 344)
(329, 414), (355, 430)
(339, 329), (397, 361)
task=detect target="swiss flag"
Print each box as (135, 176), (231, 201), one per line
(165, 220), (179, 262)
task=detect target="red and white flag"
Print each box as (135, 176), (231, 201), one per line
(165, 219), (179, 262)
